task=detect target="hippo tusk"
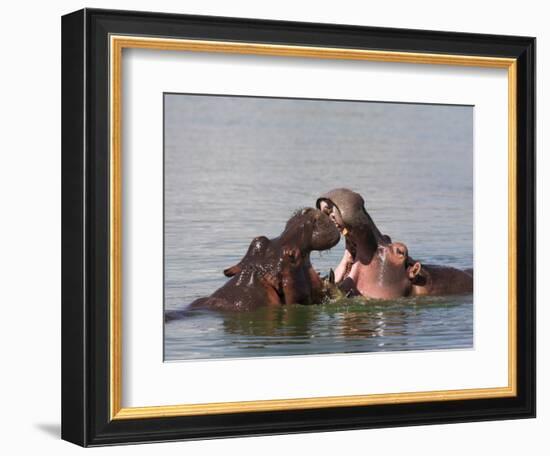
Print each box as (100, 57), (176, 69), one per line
(329, 268), (335, 284)
(342, 227), (349, 236)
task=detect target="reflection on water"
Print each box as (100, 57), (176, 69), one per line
(163, 95), (473, 361)
(165, 295), (473, 360)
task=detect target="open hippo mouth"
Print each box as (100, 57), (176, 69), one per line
(316, 188), (393, 282)
(316, 188), (390, 244)
(342, 237), (357, 279)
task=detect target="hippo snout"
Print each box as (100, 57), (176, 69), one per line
(311, 209), (341, 251)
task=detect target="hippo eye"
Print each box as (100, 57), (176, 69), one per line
(394, 246), (407, 258)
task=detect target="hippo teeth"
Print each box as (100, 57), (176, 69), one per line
(341, 228), (349, 236)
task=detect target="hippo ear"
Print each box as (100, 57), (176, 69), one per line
(223, 264), (242, 277)
(408, 262), (422, 280)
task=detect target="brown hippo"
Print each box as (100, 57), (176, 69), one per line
(170, 208), (340, 314)
(316, 188), (473, 299)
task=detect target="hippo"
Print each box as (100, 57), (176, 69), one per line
(167, 207), (340, 316)
(339, 241), (473, 299)
(316, 188), (473, 299)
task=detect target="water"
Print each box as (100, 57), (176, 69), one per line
(164, 94), (473, 361)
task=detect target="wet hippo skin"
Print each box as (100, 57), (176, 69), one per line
(166, 208), (340, 317)
(410, 263), (473, 296)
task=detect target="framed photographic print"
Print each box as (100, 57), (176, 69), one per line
(61, 8), (535, 446)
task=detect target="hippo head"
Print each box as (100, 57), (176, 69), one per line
(280, 207), (341, 252)
(316, 188), (388, 243)
(362, 241), (422, 299)
(316, 188), (390, 268)
(220, 208), (340, 306)
(224, 207), (340, 278)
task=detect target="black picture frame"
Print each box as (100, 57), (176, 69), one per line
(62, 7), (535, 447)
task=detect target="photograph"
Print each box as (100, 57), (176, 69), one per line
(163, 94), (474, 361)
(56, 4), (536, 448)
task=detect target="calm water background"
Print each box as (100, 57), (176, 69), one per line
(164, 94), (473, 361)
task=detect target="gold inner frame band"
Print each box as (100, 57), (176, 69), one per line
(109, 35), (517, 420)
